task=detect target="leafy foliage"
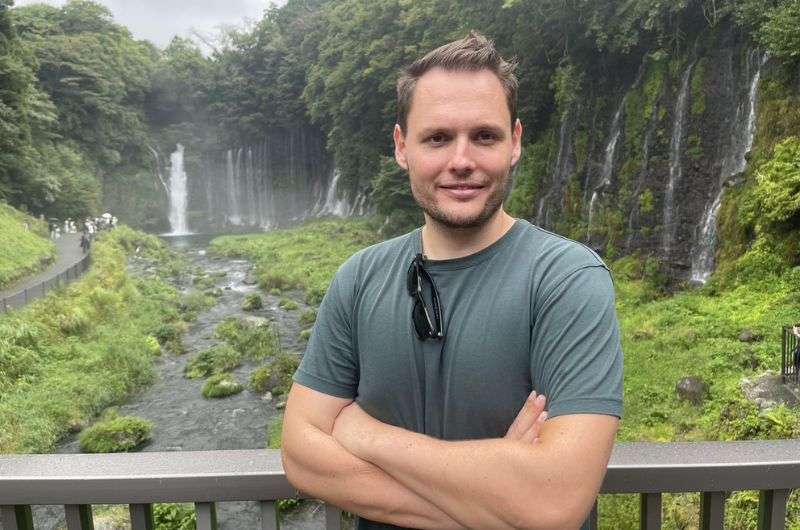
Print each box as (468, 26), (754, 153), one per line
(753, 136), (800, 225)
(78, 412), (152, 453)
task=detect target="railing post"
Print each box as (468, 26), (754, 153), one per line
(640, 493), (662, 530)
(758, 489), (789, 530)
(700, 492), (725, 530)
(65, 504), (94, 529)
(324, 503), (342, 530)
(129, 503), (154, 530)
(259, 501), (278, 530)
(0, 505), (34, 530)
(195, 502), (218, 530)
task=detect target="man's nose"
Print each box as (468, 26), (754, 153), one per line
(448, 136), (476, 175)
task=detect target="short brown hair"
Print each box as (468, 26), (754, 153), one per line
(396, 31), (518, 132)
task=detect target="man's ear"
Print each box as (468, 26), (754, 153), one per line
(511, 118), (523, 167)
(394, 124), (408, 170)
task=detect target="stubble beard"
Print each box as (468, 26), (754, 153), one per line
(412, 174), (510, 230)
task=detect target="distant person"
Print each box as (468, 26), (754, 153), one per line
(282, 32), (622, 530)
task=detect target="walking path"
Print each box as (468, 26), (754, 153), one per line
(0, 233), (85, 302)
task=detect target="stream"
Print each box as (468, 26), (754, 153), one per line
(32, 234), (338, 530)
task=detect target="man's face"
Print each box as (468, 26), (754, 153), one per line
(394, 67), (522, 229)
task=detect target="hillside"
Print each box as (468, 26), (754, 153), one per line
(0, 203), (55, 290)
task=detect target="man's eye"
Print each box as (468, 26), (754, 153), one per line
(428, 134), (447, 145)
(476, 131), (497, 143)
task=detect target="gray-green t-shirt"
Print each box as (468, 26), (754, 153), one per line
(294, 219), (623, 529)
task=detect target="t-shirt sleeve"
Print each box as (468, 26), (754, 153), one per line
(293, 270), (359, 399)
(530, 265), (623, 419)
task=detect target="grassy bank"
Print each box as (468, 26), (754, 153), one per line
(209, 217), (381, 304)
(0, 202), (55, 289)
(213, 217), (800, 528)
(0, 226), (184, 453)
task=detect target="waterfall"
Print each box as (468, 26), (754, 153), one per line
(661, 61), (695, 259)
(320, 170), (349, 217)
(587, 102), (624, 241)
(690, 50), (766, 283)
(225, 150), (242, 225)
(537, 110), (572, 227)
(167, 144), (190, 235)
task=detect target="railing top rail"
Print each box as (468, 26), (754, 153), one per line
(1, 441), (800, 504)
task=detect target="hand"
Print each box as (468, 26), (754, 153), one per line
(332, 401), (380, 458)
(504, 391), (548, 444)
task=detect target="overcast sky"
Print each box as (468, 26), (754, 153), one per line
(14, 0), (281, 48)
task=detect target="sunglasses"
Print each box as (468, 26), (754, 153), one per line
(406, 253), (444, 340)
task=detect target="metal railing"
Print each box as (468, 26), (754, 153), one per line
(782, 326), (799, 384)
(0, 253), (91, 315)
(1, 441), (798, 530)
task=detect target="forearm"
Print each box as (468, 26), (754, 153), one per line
(282, 421), (465, 530)
(357, 424), (596, 530)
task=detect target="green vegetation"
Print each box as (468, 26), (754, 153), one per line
(78, 412), (152, 453)
(184, 344), (241, 379)
(0, 226), (183, 453)
(278, 298), (298, 311)
(299, 309), (317, 327)
(250, 353), (300, 396)
(153, 504), (196, 530)
(0, 203), (55, 288)
(202, 373), (243, 399)
(210, 218), (381, 304)
(242, 293), (263, 311)
(215, 317), (281, 359)
(753, 136), (800, 225)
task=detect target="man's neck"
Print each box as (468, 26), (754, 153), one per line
(421, 210), (516, 261)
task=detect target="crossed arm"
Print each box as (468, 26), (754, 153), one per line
(281, 383), (618, 530)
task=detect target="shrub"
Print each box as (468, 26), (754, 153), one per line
(242, 293), (263, 311)
(298, 309), (317, 326)
(215, 317), (280, 359)
(753, 137), (800, 225)
(279, 298), (299, 311)
(299, 329), (311, 342)
(250, 365), (275, 394)
(153, 503), (196, 530)
(270, 353), (301, 397)
(202, 373), (243, 398)
(178, 292), (216, 321)
(184, 344), (241, 379)
(79, 414), (153, 453)
(269, 287), (282, 296)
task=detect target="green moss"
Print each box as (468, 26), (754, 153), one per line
(250, 365), (274, 393)
(184, 344), (241, 379)
(690, 58), (707, 116)
(242, 293), (263, 311)
(278, 298), (299, 311)
(299, 328), (311, 341)
(215, 317), (281, 359)
(638, 189), (655, 214)
(79, 413), (152, 453)
(270, 353), (301, 397)
(201, 373), (243, 398)
(507, 134), (555, 219)
(298, 308), (317, 326)
(269, 287), (282, 296)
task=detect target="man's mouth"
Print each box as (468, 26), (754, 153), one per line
(439, 183), (486, 199)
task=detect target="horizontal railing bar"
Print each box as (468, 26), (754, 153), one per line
(0, 441), (799, 505)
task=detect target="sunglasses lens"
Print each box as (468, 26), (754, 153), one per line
(412, 298), (429, 340)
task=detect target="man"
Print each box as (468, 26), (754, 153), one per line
(282, 32), (623, 530)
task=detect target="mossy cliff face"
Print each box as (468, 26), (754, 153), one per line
(508, 21), (799, 282)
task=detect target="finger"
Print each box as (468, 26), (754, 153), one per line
(520, 411), (548, 444)
(513, 393), (546, 437)
(506, 391), (536, 436)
